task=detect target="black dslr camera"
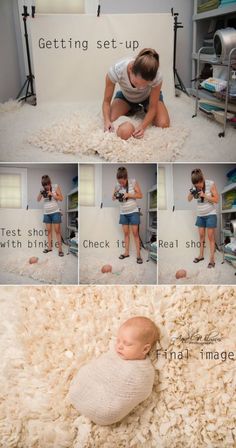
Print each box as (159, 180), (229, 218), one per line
(114, 191), (126, 202)
(190, 187), (204, 202)
(40, 187), (52, 200)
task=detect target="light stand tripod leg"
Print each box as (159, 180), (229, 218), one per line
(16, 78), (28, 100)
(25, 78), (30, 101)
(175, 70), (190, 96)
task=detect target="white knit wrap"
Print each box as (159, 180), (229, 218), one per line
(68, 348), (155, 425)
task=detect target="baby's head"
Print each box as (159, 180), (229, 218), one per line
(29, 256), (39, 264)
(117, 121), (135, 140)
(115, 316), (159, 360)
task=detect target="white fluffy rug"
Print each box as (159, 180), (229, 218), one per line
(80, 249), (157, 285)
(0, 285), (235, 447)
(159, 250), (236, 285)
(27, 112), (189, 163)
(0, 246), (77, 285)
(1, 96), (235, 162)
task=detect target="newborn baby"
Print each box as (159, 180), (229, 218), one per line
(68, 316), (159, 425)
(116, 121), (135, 140)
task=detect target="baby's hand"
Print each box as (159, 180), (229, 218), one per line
(104, 121), (114, 133)
(133, 125), (145, 139)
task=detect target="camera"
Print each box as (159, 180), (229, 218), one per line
(114, 191), (126, 202)
(190, 187), (200, 199)
(190, 187), (204, 202)
(40, 188), (52, 200)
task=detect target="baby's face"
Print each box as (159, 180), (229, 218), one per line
(115, 325), (149, 360)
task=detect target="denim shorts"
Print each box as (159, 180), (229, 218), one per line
(195, 214), (217, 228)
(43, 212), (62, 224)
(114, 90), (164, 111)
(119, 212), (140, 226)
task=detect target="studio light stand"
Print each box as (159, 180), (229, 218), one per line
(17, 5), (36, 105)
(172, 9), (189, 97)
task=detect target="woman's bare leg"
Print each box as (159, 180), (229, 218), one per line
(46, 224), (52, 250)
(207, 228), (215, 264)
(131, 225), (141, 258)
(198, 227), (206, 259)
(54, 223), (62, 253)
(153, 101), (170, 128)
(122, 225), (130, 256)
(110, 99), (131, 122)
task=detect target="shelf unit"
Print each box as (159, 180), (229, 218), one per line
(192, 0), (236, 135)
(67, 187), (78, 256)
(147, 185), (157, 237)
(193, 46), (236, 135)
(146, 185), (157, 263)
(220, 182), (236, 268)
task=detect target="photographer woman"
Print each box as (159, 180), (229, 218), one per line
(188, 168), (219, 268)
(37, 175), (64, 257)
(113, 167), (143, 264)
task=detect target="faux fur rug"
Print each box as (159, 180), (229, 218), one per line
(159, 250), (236, 285)
(1, 252), (66, 284)
(27, 112), (189, 162)
(80, 249), (157, 285)
(0, 285), (235, 447)
(0, 99), (22, 113)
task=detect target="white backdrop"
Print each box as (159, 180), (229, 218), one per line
(80, 206), (127, 253)
(30, 13), (174, 103)
(35, 0), (85, 13)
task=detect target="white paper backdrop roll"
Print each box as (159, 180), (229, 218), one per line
(30, 14), (174, 103)
(80, 206), (130, 253)
(35, 0), (85, 14)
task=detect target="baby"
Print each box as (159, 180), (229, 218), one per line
(116, 121), (135, 140)
(68, 316), (159, 425)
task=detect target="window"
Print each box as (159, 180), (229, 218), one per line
(158, 166), (167, 210)
(80, 165), (95, 206)
(158, 165), (174, 211)
(0, 167), (27, 209)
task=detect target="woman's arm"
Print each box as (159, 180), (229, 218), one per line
(102, 75), (116, 131)
(133, 84), (161, 139)
(112, 187), (117, 201)
(200, 182), (219, 204)
(37, 191), (43, 202)
(51, 185), (63, 201)
(124, 181), (143, 200)
(187, 191), (194, 202)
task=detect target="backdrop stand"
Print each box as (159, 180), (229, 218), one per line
(97, 1), (101, 17)
(172, 9), (189, 97)
(17, 6), (36, 105)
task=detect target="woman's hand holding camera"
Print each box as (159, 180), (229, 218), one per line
(199, 191), (206, 199)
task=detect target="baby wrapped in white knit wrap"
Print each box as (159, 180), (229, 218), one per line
(69, 347), (155, 425)
(69, 316), (159, 425)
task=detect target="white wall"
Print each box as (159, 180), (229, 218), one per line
(101, 163), (157, 242)
(0, 0), (23, 102)
(101, 0), (193, 87)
